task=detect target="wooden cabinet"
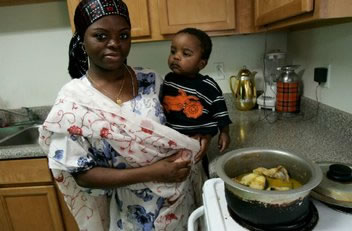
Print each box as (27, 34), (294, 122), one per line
(254, 0), (352, 30)
(67, 0), (152, 39)
(66, 0), (256, 42)
(255, 0), (314, 26)
(0, 0), (59, 7)
(158, 0), (236, 34)
(0, 186), (64, 231)
(125, 0), (151, 37)
(0, 158), (79, 231)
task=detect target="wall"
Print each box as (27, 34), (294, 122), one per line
(0, 1), (287, 109)
(287, 22), (352, 114)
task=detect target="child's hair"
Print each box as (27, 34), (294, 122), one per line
(176, 28), (212, 60)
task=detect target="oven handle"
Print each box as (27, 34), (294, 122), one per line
(188, 206), (205, 231)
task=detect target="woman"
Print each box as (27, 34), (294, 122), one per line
(39, 0), (206, 230)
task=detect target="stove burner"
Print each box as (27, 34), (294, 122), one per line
(227, 201), (319, 231)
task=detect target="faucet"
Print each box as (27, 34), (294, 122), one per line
(0, 107), (40, 127)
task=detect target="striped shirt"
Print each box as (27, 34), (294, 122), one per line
(161, 72), (232, 136)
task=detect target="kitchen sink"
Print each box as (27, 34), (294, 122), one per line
(0, 125), (30, 140)
(0, 125), (40, 147)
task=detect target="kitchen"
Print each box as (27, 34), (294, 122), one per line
(0, 0), (351, 230)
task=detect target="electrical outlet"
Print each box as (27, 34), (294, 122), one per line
(321, 64), (332, 88)
(214, 62), (225, 80)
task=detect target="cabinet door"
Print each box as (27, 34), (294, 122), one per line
(255, 0), (314, 26)
(0, 186), (64, 231)
(66, 0), (151, 38)
(125, 0), (151, 38)
(158, 0), (236, 34)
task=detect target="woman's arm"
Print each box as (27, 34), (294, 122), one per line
(74, 152), (191, 188)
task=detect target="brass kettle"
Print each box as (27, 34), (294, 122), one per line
(230, 66), (257, 111)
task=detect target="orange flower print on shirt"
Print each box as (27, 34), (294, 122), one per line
(184, 101), (203, 119)
(163, 89), (203, 119)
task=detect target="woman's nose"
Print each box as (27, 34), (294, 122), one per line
(107, 38), (120, 48)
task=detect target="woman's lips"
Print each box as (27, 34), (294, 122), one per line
(104, 53), (121, 62)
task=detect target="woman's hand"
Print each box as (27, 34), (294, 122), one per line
(150, 152), (191, 183)
(192, 134), (212, 164)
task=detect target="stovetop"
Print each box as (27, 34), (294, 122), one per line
(202, 178), (352, 231)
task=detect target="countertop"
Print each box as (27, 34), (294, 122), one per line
(207, 96), (352, 177)
(1, 97), (351, 175)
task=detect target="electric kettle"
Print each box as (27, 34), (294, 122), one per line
(230, 66), (257, 111)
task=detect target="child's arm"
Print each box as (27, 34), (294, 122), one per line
(218, 125), (230, 153)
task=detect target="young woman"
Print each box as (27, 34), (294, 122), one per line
(39, 1), (206, 230)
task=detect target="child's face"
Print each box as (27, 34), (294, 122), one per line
(168, 33), (207, 78)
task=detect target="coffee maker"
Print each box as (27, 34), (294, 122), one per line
(257, 51), (286, 111)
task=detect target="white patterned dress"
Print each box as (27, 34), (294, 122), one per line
(43, 67), (204, 231)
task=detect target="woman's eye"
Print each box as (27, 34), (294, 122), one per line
(120, 33), (130, 40)
(95, 33), (107, 40)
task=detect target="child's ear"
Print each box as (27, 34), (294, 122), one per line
(198, 59), (207, 71)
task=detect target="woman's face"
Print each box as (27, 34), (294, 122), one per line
(168, 33), (206, 78)
(84, 15), (131, 72)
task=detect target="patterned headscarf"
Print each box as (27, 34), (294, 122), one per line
(68, 0), (130, 79)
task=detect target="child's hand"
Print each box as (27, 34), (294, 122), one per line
(218, 131), (230, 153)
(192, 134), (212, 163)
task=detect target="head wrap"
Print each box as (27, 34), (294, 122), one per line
(68, 0), (130, 79)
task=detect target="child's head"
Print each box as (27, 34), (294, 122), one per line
(168, 28), (212, 78)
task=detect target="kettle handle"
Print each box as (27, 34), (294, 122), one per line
(229, 75), (236, 95)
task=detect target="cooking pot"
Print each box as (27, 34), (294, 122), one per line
(216, 148), (323, 226)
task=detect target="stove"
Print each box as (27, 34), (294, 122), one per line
(188, 178), (352, 231)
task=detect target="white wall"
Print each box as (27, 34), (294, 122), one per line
(287, 22), (352, 114)
(129, 32), (287, 94)
(0, 1), (287, 109)
(0, 2), (72, 109)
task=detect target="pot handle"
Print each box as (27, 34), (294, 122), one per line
(187, 206), (204, 231)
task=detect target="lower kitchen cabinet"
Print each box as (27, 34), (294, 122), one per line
(0, 186), (64, 231)
(0, 158), (79, 231)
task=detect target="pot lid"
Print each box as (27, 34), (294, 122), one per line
(311, 162), (352, 208)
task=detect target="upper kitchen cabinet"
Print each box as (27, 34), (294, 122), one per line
(0, 0), (59, 6)
(67, 0), (151, 39)
(66, 0), (256, 42)
(255, 0), (352, 30)
(158, 0), (256, 36)
(158, 0), (235, 34)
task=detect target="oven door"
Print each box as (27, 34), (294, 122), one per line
(188, 178), (246, 231)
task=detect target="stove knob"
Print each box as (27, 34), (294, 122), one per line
(327, 164), (352, 182)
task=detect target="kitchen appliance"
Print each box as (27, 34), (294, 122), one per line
(215, 148), (322, 227)
(257, 51), (286, 111)
(276, 65), (301, 113)
(230, 66), (257, 111)
(188, 178), (352, 231)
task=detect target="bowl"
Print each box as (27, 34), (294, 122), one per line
(216, 147), (322, 226)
